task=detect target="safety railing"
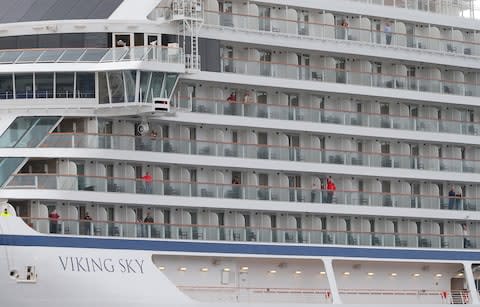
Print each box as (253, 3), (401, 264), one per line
(177, 96), (480, 137)
(205, 9), (480, 55)
(0, 46), (184, 65)
(42, 132), (480, 174)
(349, 0), (477, 19)
(220, 57), (480, 97)
(177, 285), (332, 303)
(0, 91), (95, 100)
(6, 173), (480, 212)
(447, 290), (472, 304)
(22, 216), (475, 250)
(341, 289), (468, 304)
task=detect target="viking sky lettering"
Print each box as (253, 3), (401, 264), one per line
(58, 256), (144, 274)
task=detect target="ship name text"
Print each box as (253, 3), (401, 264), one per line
(58, 256), (145, 274)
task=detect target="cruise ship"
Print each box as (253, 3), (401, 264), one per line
(1, 0), (480, 305)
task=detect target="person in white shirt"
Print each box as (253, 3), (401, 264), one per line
(384, 22), (392, 45)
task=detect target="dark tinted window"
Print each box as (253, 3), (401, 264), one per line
(0, 0), (122, 23)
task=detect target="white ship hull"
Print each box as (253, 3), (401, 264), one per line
(0, 0), (480, 305)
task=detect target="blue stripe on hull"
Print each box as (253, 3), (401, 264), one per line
(0, 234), (479, 261)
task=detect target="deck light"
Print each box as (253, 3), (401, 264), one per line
(343, 272), (350, 276)
(269, 270), (277, 274)
(390, 273), (397, 277)
(201, 268), (209, 272)
(412, 273), (421, 277)
(367, 272), (375, 276)
(320, 271), (326, 275)
(179, 267), (187, 271)
(223, 268), (231, 272)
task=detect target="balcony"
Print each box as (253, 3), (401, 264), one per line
(22, 216), (475, 250)
(349, 0), (476, 19)
(177, 97), (480, 137)
(204, 9), (480, 57)
(5, 173), (480, 211)
(219, 57), (478, 97)
(42, 133), (480, 174)
(0, 46), (184, 66)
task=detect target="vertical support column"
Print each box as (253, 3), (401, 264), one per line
(324, 258), (342, 304)
(463, 262), (479, 304)
(135, 70), (141, 103)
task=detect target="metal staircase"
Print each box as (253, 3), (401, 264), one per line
(170, 0), (204, 72)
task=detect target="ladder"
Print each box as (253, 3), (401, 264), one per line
(171, 0), (204, 72)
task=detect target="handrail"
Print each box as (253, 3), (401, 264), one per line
(43, 132), (480, 164)
(221, 55), (478, 87)
(348, 0), (476, 19)
(204, 9), (480, 58)
(177, 96), (480, 137)
(182, 94), (479, 125)
(0, 46), (184, 65)
(7, 173), (479, 211)
(23, 216), (474, 238)
(21, 216), (476, 250)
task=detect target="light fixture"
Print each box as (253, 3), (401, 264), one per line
(241, 266), (249, 271)
(200, 268), (209, 272)
(367, 272), (375, 276)
(158, 266), (165, 271)
(435, 273), (443, 278)
(457, 273), (464, 277)
(223, 268), (231, 272)
(343, 272), (351, 276)
(295, 270), (302, 274)
(179, 267), (187, 271)
(390, 273), (397, 277)
(412, 273), (421, 277)
(269, 270), (277, 274)
(320, 271), (326, 275)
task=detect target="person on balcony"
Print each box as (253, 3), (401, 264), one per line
(448, 186), (456, 209)
(384, 22), (392, 45)
(49, 209), (60, 234)
(227, 92), (237, 103)
(455, 188), (463, 210)
(82, 212), (92, 235)
(142, 172), (153, 194)
(462, 224), (471, 248)
(144, 211), (154, 223)
(340, 19), (349, 40)
(326, 177), (336, 203)
(1, 208), (11, 217)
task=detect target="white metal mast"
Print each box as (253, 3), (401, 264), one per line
(171, 0), (204, 72)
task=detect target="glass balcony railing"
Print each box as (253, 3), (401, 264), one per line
(0, 46), (184, 65)
(206, 9), (479, 53)
(42, 133), (480, 174)
(220, 57), (479, 97)
(349, 0), (477, 19)
(178, 97), (480, 136)
(23, 216), (475, 250)
(0, 116), (60, 187)
(6, 174), (479, 211)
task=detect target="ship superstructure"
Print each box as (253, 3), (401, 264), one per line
(1, 0), (480, 305)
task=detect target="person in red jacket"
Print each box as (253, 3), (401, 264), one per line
(142, 172), (153, 194)
(326, 177), (336, 203)
(48, 209), (60, 233)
